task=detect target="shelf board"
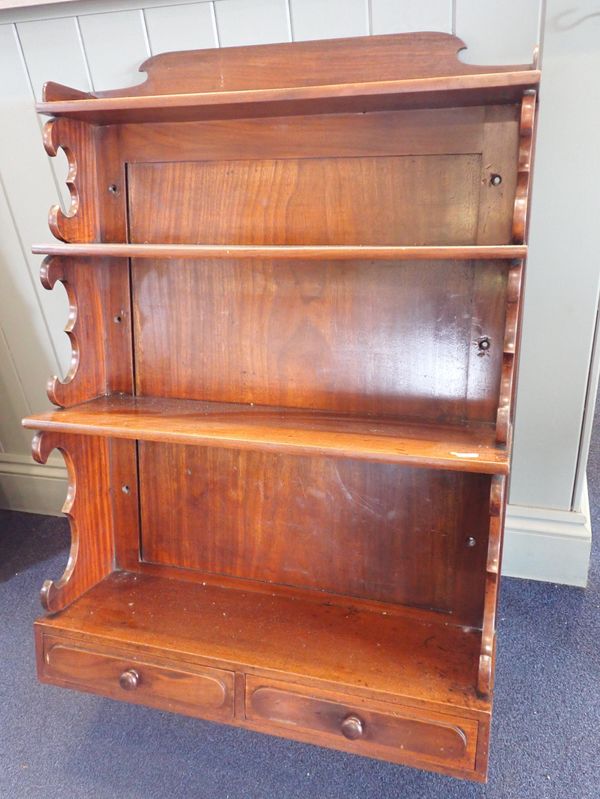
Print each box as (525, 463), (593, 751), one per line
(36, 71), (539, 124)
(23, 394), (508, 474)
(36, 570), (489, 712)
(32, 243), (527, 261)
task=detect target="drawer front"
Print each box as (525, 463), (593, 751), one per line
(246, 678), (478, 771)
(42, 636), (234, 721)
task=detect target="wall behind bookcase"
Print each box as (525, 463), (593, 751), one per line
(0, 0), (597, 585)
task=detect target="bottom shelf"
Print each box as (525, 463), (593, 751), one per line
(37, 571), (487, 712)
(36, 571), (491, 780)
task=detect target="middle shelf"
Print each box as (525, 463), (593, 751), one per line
(32, 243), (528, 261)
(23, 394), (508, 474)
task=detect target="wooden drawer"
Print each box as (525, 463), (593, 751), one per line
(246, 677), (479, 772)
(41, 635), (234, 721)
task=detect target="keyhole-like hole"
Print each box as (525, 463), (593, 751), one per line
(490, 174), (502, 187)
(108, 183), (119, 195)
(121, 484), (130, 494)
(113, 314), (122, 324)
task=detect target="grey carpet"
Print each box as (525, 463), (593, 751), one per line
(1, 399), (598, 799)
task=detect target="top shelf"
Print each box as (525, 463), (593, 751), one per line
(37, 33), (539, 125)
(36, 72), (540, 125)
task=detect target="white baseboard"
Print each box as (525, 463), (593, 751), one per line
(503, 479), (593, 587)
(0, 451), (67, 517)
(0, 451), (593, 586)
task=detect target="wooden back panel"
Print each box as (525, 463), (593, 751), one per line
(129, 155), (481, 246)
(127, 106), (516, 423)
(132, 258), (506, 423)
(139, 443), (490, 626)
(123, 102), (517, 625)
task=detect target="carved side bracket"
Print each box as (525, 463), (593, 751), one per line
(512, 93), (536, 245)
(33, 432), (115, 613)
(496, 263), (523, 443)
(495, 92), (536, 441)
(41, 255), (133, 407)
(478, 474), (507, 697)
(43, 117), (99, 242)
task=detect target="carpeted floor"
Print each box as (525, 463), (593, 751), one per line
(1, 401), (598, 799)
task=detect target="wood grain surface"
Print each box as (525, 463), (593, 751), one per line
(35, 571), (489, 713)
(129, 156), (482, 246)
(23, 394), (509, 474)
(139, 442), (490, 625)
(130, 259), (508, 424)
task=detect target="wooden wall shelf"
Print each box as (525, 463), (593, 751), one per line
(27, 31), (538, 783)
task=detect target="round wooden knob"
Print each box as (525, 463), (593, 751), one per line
(340, 714), (364, 740)
(119, 668), (140, 691)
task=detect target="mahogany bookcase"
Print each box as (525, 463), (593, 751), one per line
(23, 33), (539, 782)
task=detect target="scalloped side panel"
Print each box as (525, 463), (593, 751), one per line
(44, 118), (99, 243)
(512, 93), (536, 245)
(32, 432), (115, 613)
(40, 256), (133, 407)
(477, 475), (506, 697)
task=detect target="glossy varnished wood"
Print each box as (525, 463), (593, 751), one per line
(36, 72), (540, 124)
(43, 117), (99, 242)
(129, 156), (482, 246)
(138, 443), (490, 625)
(37, 34), (538, 124)
(246, 677), (479, 771)
(23, 394), (509, 474)
(32, 432), (115, 613)
(35, 571), (489, 713)
(128, 259), (507, 423)
(55, 33), (532, 98)
(40, 635), (235, 721)
(40, 256), (133, 407)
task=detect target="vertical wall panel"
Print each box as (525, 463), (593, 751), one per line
(371, 0), (452, 35)
(290, 0), (368, 41)
(455, 0), (541, 63)
(0, 174), (58, 417)
(78, 9), (150, 90)
(0, 23), (70, 393)
(214, 0), (290, 47)
(511, 0), (600, 510)
(0, 329), (34, 454)
(17, 16), (91, 212)
(16, 17), (91, 99)
(144, 2), (217, 54)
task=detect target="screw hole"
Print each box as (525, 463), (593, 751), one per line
(466, 537), (477, 548)
(113, 314), (122, 324)
(121, 484), (130, 494)
(478, 336), (491, 352)
(108, 184), (119, 195)
(490, 173), (502, 187)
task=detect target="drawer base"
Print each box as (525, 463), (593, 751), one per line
(35, 623), (490, 782)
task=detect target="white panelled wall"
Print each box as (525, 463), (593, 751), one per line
(0, 0), (597, 585)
